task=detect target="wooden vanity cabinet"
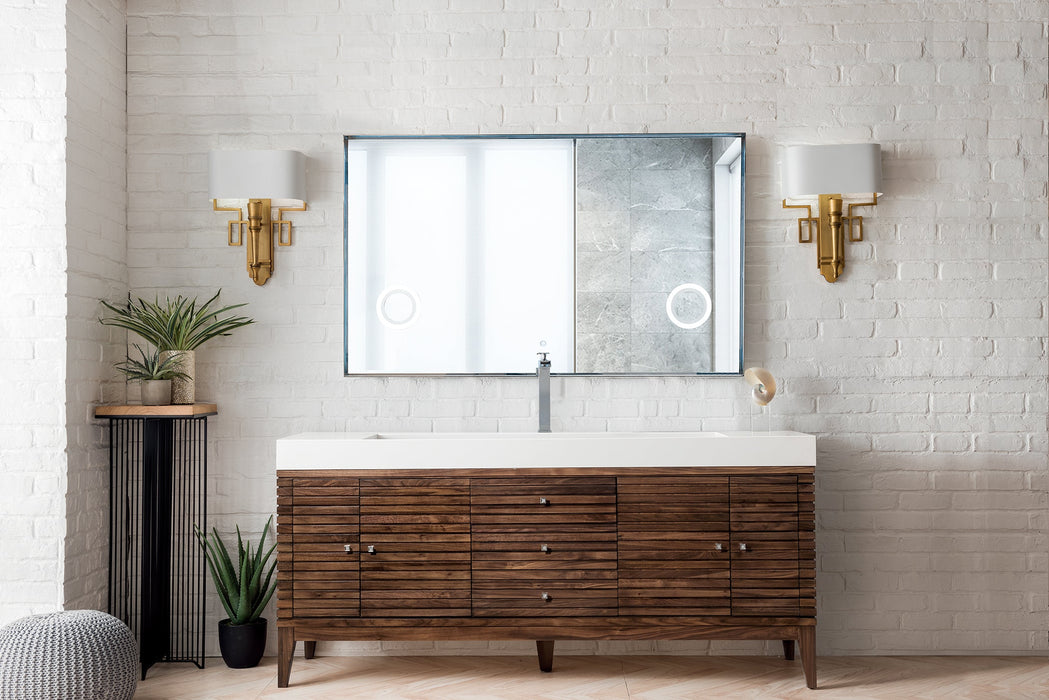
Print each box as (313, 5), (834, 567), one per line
(277, 466), (816, 690)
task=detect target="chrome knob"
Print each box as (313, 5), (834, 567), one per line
(540, 544), (550, 553)
(714, 543), (723, 552)
(739, 543), (748, 552)
(367, 545), (376, 554)
(539, 497), (549, 506)
(541, 592), (551, 602)
(343, 544), (353, 553)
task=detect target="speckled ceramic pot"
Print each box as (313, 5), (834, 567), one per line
(160, 350), (195, 404)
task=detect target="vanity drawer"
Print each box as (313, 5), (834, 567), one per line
(471, 477), (616, 524)
(472, 579), (618, 617)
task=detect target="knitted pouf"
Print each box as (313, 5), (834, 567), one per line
(0, 610), (137, 700)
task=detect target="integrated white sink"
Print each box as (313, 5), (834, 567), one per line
(276, 431), (816, 470)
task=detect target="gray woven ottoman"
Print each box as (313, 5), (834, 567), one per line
(0, 610), (137, 700)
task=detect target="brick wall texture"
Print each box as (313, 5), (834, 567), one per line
(5, 0), (1047, 657)
(1, 0), (71, 624)
(64, 0), (128, 613)
(124, 0), (1048, 657)
(1, 0), (127, 625)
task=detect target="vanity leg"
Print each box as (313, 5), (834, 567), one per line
(278, 627), (295, 688)
(536, 640), (555, 672)
(782, 639), (794, 660)
(304, 641), (317, 659)
(798, 626), (817, 689)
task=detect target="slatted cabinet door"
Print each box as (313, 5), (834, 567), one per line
(359, 478), (471, 617)
(729, 476), (801, 616)
(471, 477), (618, 616)
(617, 476), (731, 615)
(277, 477), (361, 619)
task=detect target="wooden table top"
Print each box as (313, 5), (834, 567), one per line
(93, 403), (218, 418)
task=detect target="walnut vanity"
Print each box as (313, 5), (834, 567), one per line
(275, 431), (817, 689)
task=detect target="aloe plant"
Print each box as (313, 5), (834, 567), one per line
(194, 516), (277, 626)
(114, 344), (188, 382)
(100, 290), (254, 351)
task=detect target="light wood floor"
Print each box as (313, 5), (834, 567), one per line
(134, 654), (1049, 699)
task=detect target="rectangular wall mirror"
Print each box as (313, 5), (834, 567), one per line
(344, 133), (744, 376)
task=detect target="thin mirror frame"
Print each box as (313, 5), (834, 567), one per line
(343, 132), (746, 377)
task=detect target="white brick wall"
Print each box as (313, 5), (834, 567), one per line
(121, 0), (1047, 657)
(0, 0), (128, 624)
(64, 0), (127, 611)
(0, 0), (70, 625)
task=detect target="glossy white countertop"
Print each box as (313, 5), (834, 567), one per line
(275, 431), (816, 470)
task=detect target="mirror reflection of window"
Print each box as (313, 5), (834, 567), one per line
(346, 139), (574, 374)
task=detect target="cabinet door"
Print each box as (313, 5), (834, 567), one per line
(617, 476), (731, 616)
(730, 476), (800, 616)
(276, 477), (360, 619)
(471, 477), (617, 616)
(359, 478), (471, 617)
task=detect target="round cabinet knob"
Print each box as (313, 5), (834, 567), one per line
(541, 592), (551, 602)
(714, 542), (723, 552)
(540, 544), (550, 553)
(539, 497), (549, 506)
(739, 543), (748, 552)
(367, 545), (376, 555)
(343, 544), (353, 554)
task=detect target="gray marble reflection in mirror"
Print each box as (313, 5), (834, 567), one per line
(344, 133), (744, 376)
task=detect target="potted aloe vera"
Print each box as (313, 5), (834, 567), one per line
(100, 290), (253, 404)
(113, 344), (188, 405)
(194, 516), (277, 668)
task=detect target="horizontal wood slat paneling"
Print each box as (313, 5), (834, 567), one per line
(360, 478), (471, 618)
(278, 466), (816, 689)
(618, 477), (731, 616)
(730, 475), (800, 616)
(472, 477), (617, 617)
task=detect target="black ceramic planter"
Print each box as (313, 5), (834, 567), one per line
(218, 618), (267, 668)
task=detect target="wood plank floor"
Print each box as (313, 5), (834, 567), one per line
(134, 654), (1049, 699)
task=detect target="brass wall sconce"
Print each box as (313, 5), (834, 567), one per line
(209, 150), (307, 286)
(781, 143), (882, 283)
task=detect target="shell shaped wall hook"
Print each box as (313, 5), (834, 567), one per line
(744, 367), (777, 406)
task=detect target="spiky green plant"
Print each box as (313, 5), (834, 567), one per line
(99, 290), (254, 351)
(193, 516), (277, 626)
(114, 344), (188, 382)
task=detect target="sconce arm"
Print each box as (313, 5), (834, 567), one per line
(213, 199), (246, 246)
(843, 192), (878, 242)
(274, 202), (307, 246)
(782, 199), (816, 243)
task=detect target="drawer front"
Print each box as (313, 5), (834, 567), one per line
(617, 476), (731, 616)
(730, 476), (801, 616)
(277, 477), (361, 619)
(472, 477), (616, 617)
(472, 580), (617, 617)
(359, 478), (471, 617)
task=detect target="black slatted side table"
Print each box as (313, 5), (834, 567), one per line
(95, 403), (216, 679)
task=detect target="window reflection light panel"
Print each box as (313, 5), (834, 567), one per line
(345, 138), (574, 374)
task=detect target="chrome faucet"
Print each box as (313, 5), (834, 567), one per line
(537, 352), (551, 433)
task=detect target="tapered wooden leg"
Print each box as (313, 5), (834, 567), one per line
(798, 626), (817, 689)
(536, 640), (555, 672)
(278, 627), (295, 688)
(782, 639), (794, 660)
(304, 641), (317, 659)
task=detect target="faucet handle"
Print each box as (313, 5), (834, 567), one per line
(537, 352), (550, 362)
